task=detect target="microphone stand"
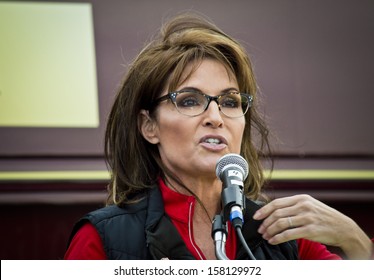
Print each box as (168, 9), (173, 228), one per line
(212, 214), (229, 260)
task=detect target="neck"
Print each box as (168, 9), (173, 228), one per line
(164, 174), (222, 219)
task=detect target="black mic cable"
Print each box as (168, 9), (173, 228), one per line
(231, 209), (256, 260)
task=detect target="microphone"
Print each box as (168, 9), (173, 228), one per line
(215, 153), (249, 227)
(215, 153), (256, 260)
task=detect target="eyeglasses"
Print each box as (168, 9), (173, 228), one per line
(152, 89), (253, 118)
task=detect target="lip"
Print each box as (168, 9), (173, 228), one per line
(199, 135), (228, 151)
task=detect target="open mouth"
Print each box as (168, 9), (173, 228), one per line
(200, 135), (227, 146)
(204, 138), (222, 145)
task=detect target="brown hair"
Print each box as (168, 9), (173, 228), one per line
(105, 13), (271, 205)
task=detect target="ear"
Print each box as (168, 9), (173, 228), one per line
(138, 109), (160, 144)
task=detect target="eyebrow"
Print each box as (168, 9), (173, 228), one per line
(176, 86), (240, 94)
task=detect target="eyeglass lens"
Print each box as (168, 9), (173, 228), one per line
(173, 91), (249, 117)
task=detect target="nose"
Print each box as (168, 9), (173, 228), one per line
(202, 100), (224, 128)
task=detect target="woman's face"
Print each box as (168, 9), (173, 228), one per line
(141, 59), (246, 180)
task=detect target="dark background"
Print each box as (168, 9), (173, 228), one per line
(0, 0), (373, 259)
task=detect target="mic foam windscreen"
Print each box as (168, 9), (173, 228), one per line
(215, 153), (249, 179)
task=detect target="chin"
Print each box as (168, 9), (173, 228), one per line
(199, 156), (220, 171)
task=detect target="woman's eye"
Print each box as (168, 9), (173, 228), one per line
(221, 97), (239, 108)
(178, 97), (200, 107)
(176, 92), (203, 107)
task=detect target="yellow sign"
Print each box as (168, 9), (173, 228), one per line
(0, 2), (99, 127)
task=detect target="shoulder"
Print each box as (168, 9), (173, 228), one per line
(84, 187), (161, 225)
(85, 204), (143, 225)
(67, 186), (163, 259)
(64, 222), (106, 259)
(67, 202), (148, 249)
(84, 202), (149, 238)
(67, 203), (150, 260)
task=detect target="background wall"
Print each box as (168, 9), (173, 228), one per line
(1, 0), (374, 158)
(0, 0), (373, 259)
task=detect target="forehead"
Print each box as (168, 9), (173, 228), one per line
(173, 58), (238, 91)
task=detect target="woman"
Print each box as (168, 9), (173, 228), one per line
(65, 13), (373, 260)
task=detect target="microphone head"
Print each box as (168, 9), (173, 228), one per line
(215, 153), (249, 180)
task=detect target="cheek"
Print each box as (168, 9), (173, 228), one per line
(157, 116), (191, 147)
(232, 121), (246, 152)
(156, 122), (196, 167)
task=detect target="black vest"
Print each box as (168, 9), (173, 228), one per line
(68, 186), (298, 260)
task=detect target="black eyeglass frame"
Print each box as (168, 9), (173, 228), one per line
(151, 90), (253, 118)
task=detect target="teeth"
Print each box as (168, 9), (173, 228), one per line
(205, 138), (221, 144)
